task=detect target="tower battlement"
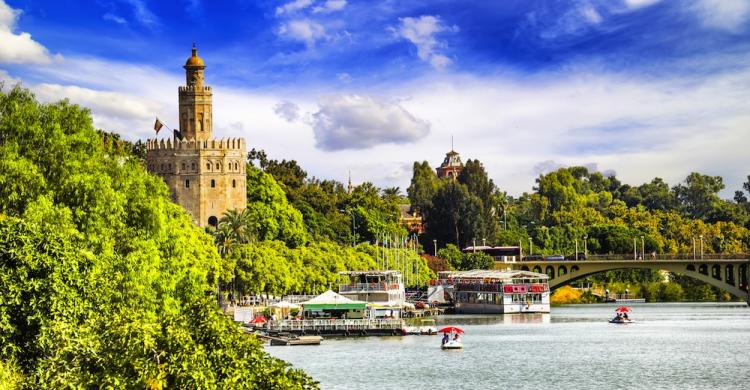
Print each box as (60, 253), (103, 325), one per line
(146, 137), (245, 151)
(178, 85), (212, 93)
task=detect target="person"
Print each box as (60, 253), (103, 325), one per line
(442, 333), (449, 345)
(623, 313), (629, 320)
(453, 333), (460, 342)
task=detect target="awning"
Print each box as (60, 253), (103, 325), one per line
(301, 290), (367, 311)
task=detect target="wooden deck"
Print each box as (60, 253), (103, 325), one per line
(267, 318), (404, 337)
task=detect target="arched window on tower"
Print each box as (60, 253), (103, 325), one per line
(206, 163), (211, 170)
(185, 179), (190, 188)
(211, 179), (216, 188)
(232, 179), (236, 188)
(191, 162), (196, 170)
(181, 162), (186, 171)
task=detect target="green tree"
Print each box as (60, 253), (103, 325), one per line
(407, 161), (439, 214)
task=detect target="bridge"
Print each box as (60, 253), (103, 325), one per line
(504, 254), (750, 304)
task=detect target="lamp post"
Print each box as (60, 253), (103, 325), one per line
(584, 235), (588, 258)
(633, 237), (637, 260)
(473, 238), (477, 252)
(640, 236), (645, 261)
(483, 238), (486, 247)
(528, 237), (533, 256)
(699, 235), (704, 259)
(433, 239), (437, 257)
(575, 239), (578, 261)
(692, 237), (696, 260)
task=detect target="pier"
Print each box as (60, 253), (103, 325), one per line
(267, 318), (404, 337)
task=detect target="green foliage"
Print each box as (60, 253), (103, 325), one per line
(0, 85), (315, 388)
(407, 161), (439, 214)
(245, 166), (308, 247)
(436, 244), (493, 270)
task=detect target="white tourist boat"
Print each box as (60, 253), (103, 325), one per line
(434, 270), (551, 314)
(338, 270), (406, 318)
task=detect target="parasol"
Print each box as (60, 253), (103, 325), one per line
(438, 326), (465, 334)
(250, 316), (267, 324)
(615, 306), (631, 313)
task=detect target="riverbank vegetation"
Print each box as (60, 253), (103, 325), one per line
(408, 156), (750, 301)
(0, 86), (316, 388)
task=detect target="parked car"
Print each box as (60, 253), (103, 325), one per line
(544, 254), (565, 261)
(564, 253), (587, 260)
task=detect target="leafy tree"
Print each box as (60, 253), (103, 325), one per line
(245, 166), (308, 247)
(407, 161), (439, 214)
(0, 85), (315, 388)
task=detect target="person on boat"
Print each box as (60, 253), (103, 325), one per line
(453, 333), (460, 342)
(623, 313), (629, 320)
(442, 333), (449, 345)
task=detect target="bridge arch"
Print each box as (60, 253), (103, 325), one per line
(511, 260), (749, 302)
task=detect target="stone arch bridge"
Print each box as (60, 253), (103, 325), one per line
(508, 256), (750, 304)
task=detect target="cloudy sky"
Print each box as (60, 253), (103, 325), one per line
(1, 0), (749, 196)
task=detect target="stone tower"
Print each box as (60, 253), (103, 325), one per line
(146, 45), (247, 228)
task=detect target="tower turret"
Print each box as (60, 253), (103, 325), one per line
(179, 44), (213, 141)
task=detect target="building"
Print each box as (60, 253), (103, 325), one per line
(146, 45), (247, 228)
(398, 204), (424, 234)
(436, 150), (463, 179)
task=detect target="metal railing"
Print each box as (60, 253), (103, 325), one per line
(519, 253), (749, 262)
(267, 318), (404, 333)
(338, 283), (400, 293)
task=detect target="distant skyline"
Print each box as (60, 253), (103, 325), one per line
(1, 0), (749, 196)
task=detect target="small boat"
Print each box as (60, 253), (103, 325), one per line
(609, 306), (634, 324)
(419, 319), (438, 335)
(439, 326), (464, 349)
(441, 339), (463, 350)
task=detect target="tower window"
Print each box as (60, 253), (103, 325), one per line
(232, 179), (236, 188)
(160, 164), (164, 171)
(191, 162), (196, 170)
(206, 163), (211, 170)
(185, 179), (190, 188)
(168, 163), (172, 171)
(181, 162), (186, 171)
(211, 179), (216, 188)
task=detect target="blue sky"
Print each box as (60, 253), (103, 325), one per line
(1, 0), (749, 196)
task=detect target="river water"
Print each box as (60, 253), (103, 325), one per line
(266, 303), (750, 389)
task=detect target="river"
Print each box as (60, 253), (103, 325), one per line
(266, 303), (750, 389)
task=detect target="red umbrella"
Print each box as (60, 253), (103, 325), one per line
(615, 306), (631, 313)
(250, 316), (267, 324)
(438, 326), (464, 334)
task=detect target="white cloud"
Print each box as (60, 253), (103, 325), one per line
(693, 0), (750, 32)
(103, 13), (127, 26)
(337, 72), (352, 83)
(582, 6), (602, 25)
(622, 0), (661, 9)
(277, 19), (326, 48)
(123, 0), (159, 28)
(313, 0), (347, 14)
(395, 15), (457, 70)
(0, 0), (60, 64)
(273, 100), (301, 122)
(275, 0), (314, 16)
(310, 94), (430, 150)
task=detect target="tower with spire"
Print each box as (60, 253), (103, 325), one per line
(145, 45), (247, 228)
(436, 138), (464, 179)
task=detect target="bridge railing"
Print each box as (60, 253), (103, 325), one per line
(584, 253), (749, 261)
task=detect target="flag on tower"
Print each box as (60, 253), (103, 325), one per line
(154, 118), (164, 134)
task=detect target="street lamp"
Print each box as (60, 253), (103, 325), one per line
(473, 238), (477, 252)
(575, 238), (578, 260)
(482, 238), (487, 247)
(528, 237), (533, 256)
(339, 209), (356, 247)
(433, 239), (437, 257)
(640, 236), (645, 260)
(633, 237), (637, 260)
(584, 235), (588, 258)
(699, 235), (704, 259)
(692, 237), (696, 260)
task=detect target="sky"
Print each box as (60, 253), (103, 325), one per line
(1, 0), (749, 197)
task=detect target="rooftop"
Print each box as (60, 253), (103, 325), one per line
(441, 269), (549, 280)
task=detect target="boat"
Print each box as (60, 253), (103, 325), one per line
(439, 326), (464, 350)
(338, 270), (406, 319)
(433, 270), (551, 314)
(441, 340), (463, 350)
(419, 319), (438, 335)
(609, 306), (634, 324)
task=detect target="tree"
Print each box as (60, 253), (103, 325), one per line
(672, 172), (724, 220)
(407, 161), (439, 214)
(425, 180), (482, 248)
(0, 85), (315, 388)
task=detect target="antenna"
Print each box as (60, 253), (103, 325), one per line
(451, 135), (454, 151)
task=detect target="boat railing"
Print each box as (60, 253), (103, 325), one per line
(267, 318), (404, 333)
(338, 283), (400, 293)
(451, 282), (549, 293)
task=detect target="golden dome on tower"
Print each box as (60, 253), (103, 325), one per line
(184, 44), (205, 67)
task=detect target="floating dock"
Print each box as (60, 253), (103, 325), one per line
(267, 318), (404, 337)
